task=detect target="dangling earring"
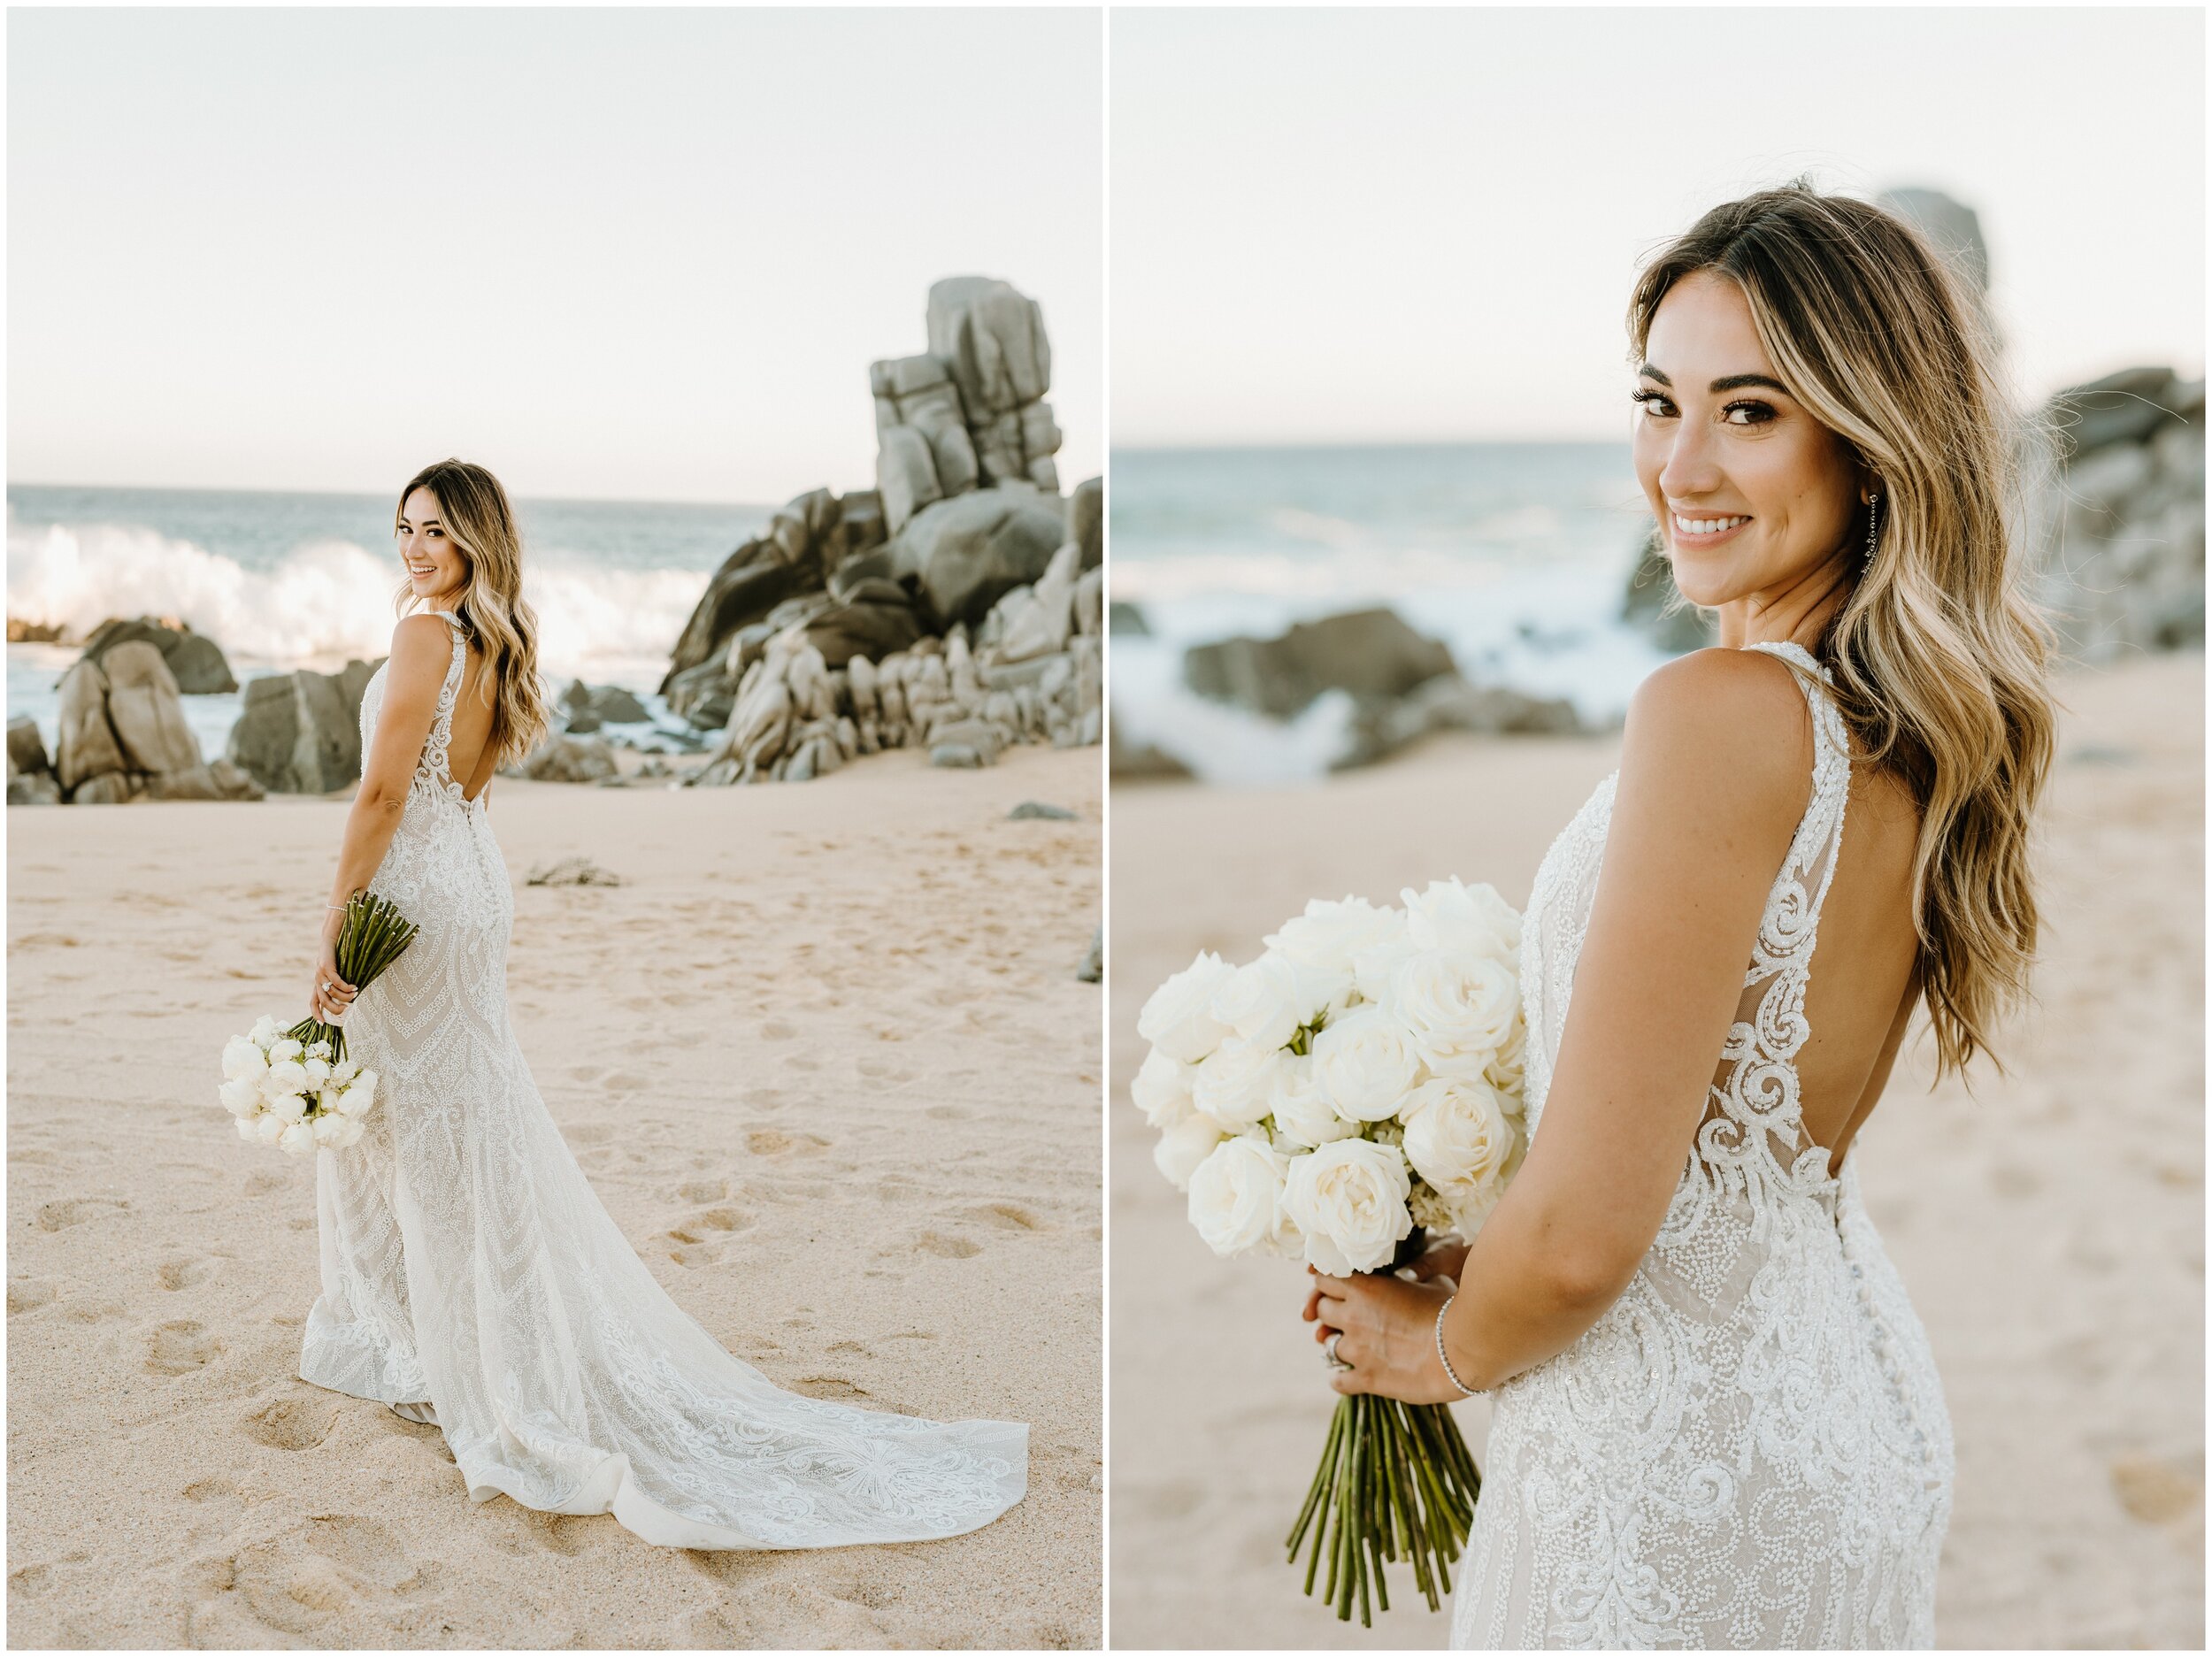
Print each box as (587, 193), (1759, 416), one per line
(1863, 490), (1881, 569)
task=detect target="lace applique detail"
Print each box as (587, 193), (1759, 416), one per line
(298, 610), (1026, 1549)
(1450, 641), (1953, 1650)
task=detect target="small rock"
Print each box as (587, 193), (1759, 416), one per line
(8, 717), (51, 779)
(520, 734), (618, 785)
(1076, 925), (1102, 983)
(7, 771), (60, 805)
(526, 856), (624, 887)
(1010, 801), (1077, 821)
(930, 743), (986, 769)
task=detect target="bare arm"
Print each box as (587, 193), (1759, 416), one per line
(307, 617), (452, 1021)
(1311, 648), (1814, 1400)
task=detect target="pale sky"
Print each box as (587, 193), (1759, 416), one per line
(8, 7), (1102, 502)
(1111, 7), (2205, 448)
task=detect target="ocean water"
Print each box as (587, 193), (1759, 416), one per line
(6, 484), (771, 762)
(1109, 443), (1678, 782)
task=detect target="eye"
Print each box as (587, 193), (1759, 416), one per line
(1723, 401), (1777, 427)
(1630, 387), (1674, 418)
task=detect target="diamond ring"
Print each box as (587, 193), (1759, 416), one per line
(1325, 1331), (1352, 1371)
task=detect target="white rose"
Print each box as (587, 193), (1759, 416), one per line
(1281, 1137), (1415, 1274)
(266, 1088), (309, 1124)
(314, 1087), (346, 1117)
(302, 1057), (331, 1090)
(1265, 897), (1402, 984)
(218, 1077), (261, 1118)
(1130, 1047), (1197, 1131)
(1486, 1012), (1528, 1102)
(1400, 1074), (1517, 1195)
(1153, 1114), (1225, 1193)
(253, 1113), (287, 1145)
(1389, 949), (1520, 1076)
(1402, 878), (1522, 966)
(1187, 1134), (1298, 1257)
(1310, 1006), (1424, 1122)
(267, 1037), (303, 1064)
(221, 1035), (266, 1083)
(329, 1058), (361, 1086)
(1208, 953), (1310, 1052)
(306, 1039), (334, 1060)
(1269, 1052), (1357, 1149)
(234, 1116), (257, 1142)
(311, 1111), (349, 1146)
(333, 1115), (366, 1148)
(1137, 950), (1238, 1062)
(262, 1056), (307, 1097)
(278, 1121), (318, 1155)
(342, 1068), (379, 1111)
(1190, 1037), (1287, 1131)
(249, 1015), (279, 1047)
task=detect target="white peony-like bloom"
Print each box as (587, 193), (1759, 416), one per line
(1266, 897), (1402, 985)
(262, 1057), (308, 1099)
(330, 1057), (361, 1086)
(1137, 950), (1238, 1063)
(1187, 1134), (1298, 1258)
(311, 1111), (350, 1146)
(1281, 1136), (1415, 1274)
(306, 1039), (334, 1061)
(278, 1120), (318, 1155)
(221, 1035), (266, 1083)
(1130, 1047), (1198, 1131)
(254, 1113), (288, 1145)
(1310, 1006), (1424, 1123)
(267, 1037), (303, 1064)
(339, 1069), (379, 1115)
(332, 1115), (366, 1148)
(1388, 949), (1520, 1077)
(250, 1014), (279, 1047)
(303, 1056), (331, 1090)
(1486, 1011), (1528, 1102)
(219, 1077), (261, 1118)
(1402, 877), (1522, 966)
(235, 1116), (257, 1142)
(1153, 1113), (1226, 1193)
(314, 1087), (346, 1117)
(1208, 953), (1311, 1053)
(1269, 1052), (1357, 1149)
(266, 1088), (309, 1124)
(1400, 1074), (1518, 1197)
(1190, 1036), (1287, 1131)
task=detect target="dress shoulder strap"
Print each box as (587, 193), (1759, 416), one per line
(1736, 640), (1852, 981)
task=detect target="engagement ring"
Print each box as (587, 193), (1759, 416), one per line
(1325, 1331), (1351, 1371)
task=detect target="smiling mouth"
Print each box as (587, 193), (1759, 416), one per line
(1671, 513), (1752, 541)
(407, 563), (436, 578)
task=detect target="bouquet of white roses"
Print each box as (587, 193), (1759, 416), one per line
(219, 1016), (378, 1155)
(1134, 878), (1529, 1625)
(217, 889), (417, 1156)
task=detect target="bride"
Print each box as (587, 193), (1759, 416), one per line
(296, 457), (1026, 1549)
(1304, 183), (2054, 1647)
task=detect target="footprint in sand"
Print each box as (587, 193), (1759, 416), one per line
(157, 1257), (213, 1292)
(926, 1104), (971, 1122)
(962, 1202), (1045, 1232)
(676, 1179), (727, 1203)
(759, 1019), (797, 1040)
(147, 1319), (224, 1375)
(242, 1170), (286, 1197)
(913, 1231), (981, 1260)
(792, 1376), (872, 1400)
(239, 1394), (336, 1451)
(8, 1281), (57, 1315)
(854, 1056), (911, 1083)
(35, 1195), (127, 1232)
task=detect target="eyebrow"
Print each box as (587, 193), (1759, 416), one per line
(1638, 364), (1792, 395)
(397, 515), (443, 526)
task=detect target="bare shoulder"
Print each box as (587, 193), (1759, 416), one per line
(1617, 647), (1816, 837)
(382, 614), (458, 692)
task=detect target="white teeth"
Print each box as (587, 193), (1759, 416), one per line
(1674, 514), (1750, 535)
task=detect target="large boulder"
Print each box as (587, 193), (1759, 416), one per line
(926, 277), (1060, 489)
(992, 541), (1084, 664)
(887, 487), (1068, 632)
(871, 354), (980, 533)
(1068, 475), (1103, 571)
(520, 734), (618, 784)
(802, 579), (925, 667)
(226, 664), (373, 794)
(1184, 608), (1457, 720)
(78, 616), (238, 694)
(8, 716), (51, 779)
(54, 658), (127, 794)
(102, 641), (204, 777)
(561, 679), (649, 726)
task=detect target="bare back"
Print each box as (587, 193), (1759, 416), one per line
(443, 635), (500, 804)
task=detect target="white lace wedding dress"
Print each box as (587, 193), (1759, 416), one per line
(1449, 641), (1953, 1648)
(298, 609), (1026, 1548)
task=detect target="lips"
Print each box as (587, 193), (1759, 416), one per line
(1670, 512), (1752, 546)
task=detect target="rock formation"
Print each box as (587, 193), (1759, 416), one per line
(76, 615), (239, 694)
(650, 276), (1101, 786)
(44, 641), (262, 803)
(226, 659), (380, 795)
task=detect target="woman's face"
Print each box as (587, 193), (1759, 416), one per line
(396, 486), (467, 607)
(1631, 270), (1864, 611)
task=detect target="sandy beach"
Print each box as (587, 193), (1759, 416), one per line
(7, 744), (1102, 1649)
(1108, 655), (2203, 1651)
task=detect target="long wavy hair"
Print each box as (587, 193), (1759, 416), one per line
(391, 458), (551, 770)
(1627, 179), (2058, 1081)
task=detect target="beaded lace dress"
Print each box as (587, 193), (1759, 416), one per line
(297, 610), (1026, 1548)
(1448, 641), (1952, 1649)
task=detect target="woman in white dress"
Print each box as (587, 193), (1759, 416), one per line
(1305, 183), (2055, 1646)
(297, 457), (1025, 1549)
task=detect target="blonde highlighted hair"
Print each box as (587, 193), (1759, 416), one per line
(1628, 179), (2059, 1081)
(392, 458), (552, 771)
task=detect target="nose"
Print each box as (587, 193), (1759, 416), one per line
(1655, 421), (1724, 507)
